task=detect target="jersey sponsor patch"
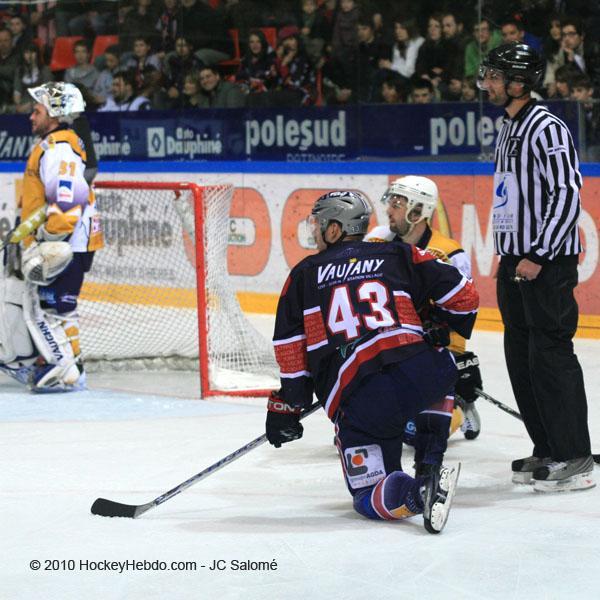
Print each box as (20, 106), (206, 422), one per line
(58, 179), (74, 203)
(343, 444), (386, 489)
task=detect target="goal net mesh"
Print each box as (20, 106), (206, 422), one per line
(79, 181), (279, 395)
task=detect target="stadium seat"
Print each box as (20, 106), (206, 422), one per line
(92, 35), (119, 63)
(50, 36), (83, 72)
(260, 27), (277, 50)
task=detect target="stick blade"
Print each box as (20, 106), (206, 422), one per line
(91, 498), (139, 518)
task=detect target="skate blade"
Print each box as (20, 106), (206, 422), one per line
(512, 472), (534, 485)
(533, 472), (596, 493)
(424, 463), (461, 534)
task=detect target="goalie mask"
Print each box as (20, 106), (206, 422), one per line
(382, 176), (439, 226)
(28, 82), (86, 120)
(310, 190), (372, 238)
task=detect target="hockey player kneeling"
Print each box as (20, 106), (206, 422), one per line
(0, 82), (103, 393)
(267, 191), (479, 533)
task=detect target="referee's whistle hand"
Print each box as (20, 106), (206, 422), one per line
(515, 258), (542, 281)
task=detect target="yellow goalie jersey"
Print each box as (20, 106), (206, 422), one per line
(20, 127), (103, 252)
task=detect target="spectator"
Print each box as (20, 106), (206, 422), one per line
(330, 0), (359, 67)
(0, 28), (20, 109)
(177, 0), (231, 67)
(8, 15), (33, 57)
(543, 17), (600, 92)
(409, 76), (435, 103)
(138, 64), (169, 109)
(92, 44), (119, 104)
(500, 18), (542, 53)
(235, 29), (276, 97)
(73, 1), (118, 37)
(298, 0), (328, 65)
(272, 28), (315, 107)
(120, 0), (159, 53)
(13, 43), (53, 114)
(380, 75), (407, 104)
(356, 16), (389, 102)
(570, 73), (600, 160)
(380, 18), (424, 80)
(171, 71), (202, 108)
(441, 11), (468, 79)
(440, 75), (463, 101)
(155, 0), (180, 55)
(553, 63), (581, 99)
(64, 40), (99, 91)
(224, 0), (263, 52)
(56, 0), (117, 37)
(196, 65), (246, 108)
(165, 36), (201, 103)
(542, 14), (564, 97)
(415, 13), (447, 82)
(460, 75), (477, 101)
(98, 70), (151, 111)
(464, 18), (502, 78)
(124, 36), (162, 89)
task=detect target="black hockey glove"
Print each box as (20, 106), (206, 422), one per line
(266, 390), (303, 448)
(423, 323), (451, 347)
(454, 351), (482, 402)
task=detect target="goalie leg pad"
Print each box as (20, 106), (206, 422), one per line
(0, 276), (37, 364)
(22, 284), (80, 390)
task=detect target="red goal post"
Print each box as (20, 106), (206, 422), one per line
(82, 180), (279, 398)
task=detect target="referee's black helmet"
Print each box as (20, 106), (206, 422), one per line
(478, 42), (543, 92)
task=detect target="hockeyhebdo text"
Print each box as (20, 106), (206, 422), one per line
(430, 112), (505, 155)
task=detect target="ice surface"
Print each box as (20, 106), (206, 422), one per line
(1, 325), (599, 600)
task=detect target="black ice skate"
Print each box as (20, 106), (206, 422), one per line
(422, 463), (461, 534)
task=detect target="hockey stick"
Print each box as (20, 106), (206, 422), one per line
(475, 388), (600, 464)
(0, 206), (46, 251)
(91, 401), (321, 519)
(475, 388), (523, 421)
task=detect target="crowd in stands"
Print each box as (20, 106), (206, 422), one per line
(0, 0), (598, 142)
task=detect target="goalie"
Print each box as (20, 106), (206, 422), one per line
(365, 176), (483, 474)
(0, 82), (103, 392)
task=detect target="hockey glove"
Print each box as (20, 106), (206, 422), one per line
(266, 390), (303, 448)
(423, 323), (451, 347)
(454, 351), (482, 402)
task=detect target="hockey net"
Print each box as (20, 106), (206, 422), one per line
(79, 181), (279, 397)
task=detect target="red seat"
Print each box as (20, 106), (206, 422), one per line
(50, 36), (83, 71)
(260, 27), (277, 50)
(92, 35), (119, 63)
(219, 28), (241, 69)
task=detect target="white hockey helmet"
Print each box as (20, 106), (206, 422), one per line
(28, 82), (86, 119)
(382, 176), (439, 224)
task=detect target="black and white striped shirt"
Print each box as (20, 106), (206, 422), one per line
(493, 100), (583, 261)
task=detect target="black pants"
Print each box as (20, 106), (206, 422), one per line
(497, 257), (591, 461)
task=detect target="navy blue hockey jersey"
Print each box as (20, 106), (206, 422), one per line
(273, 240), (479, 420)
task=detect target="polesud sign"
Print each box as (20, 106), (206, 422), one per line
(244, 109), (350, 161)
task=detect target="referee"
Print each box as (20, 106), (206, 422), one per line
(478, 43), (594, 492)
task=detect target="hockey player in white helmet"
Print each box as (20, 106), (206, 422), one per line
(365, 176), (483, 473)
(0, 82), (104, 392)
